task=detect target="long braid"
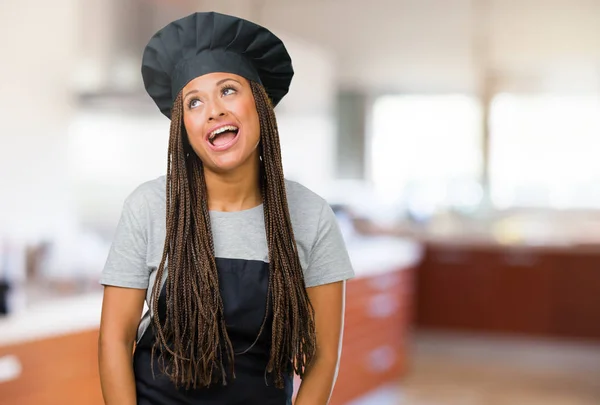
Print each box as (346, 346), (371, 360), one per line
(250, 81), (317, 386)
(150, 82), (316, 390)
(151, 92), (234, 389)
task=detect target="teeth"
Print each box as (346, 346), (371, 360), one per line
(209, 125), (238, 141)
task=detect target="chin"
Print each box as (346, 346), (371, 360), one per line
(194, 146), (259, 174)
(211, 162), (242, 173)
(207, 155), (247, 173)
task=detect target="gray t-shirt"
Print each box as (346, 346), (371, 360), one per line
(101, 175), (355, 295)
(102, 176), (355, 402)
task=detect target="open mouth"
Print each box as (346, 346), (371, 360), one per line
(208, 125), (239, 148)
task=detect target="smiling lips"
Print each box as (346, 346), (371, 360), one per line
(206, 124), (240, 151)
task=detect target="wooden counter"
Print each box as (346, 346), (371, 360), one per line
(0, 330), (103, 405)
(0, 237), (421, 404)
(415, 242), (600, 340)
(327, 265), (414, 405)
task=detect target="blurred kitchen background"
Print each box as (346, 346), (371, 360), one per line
(2, 0), (600, 404)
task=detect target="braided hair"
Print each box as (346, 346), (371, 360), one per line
(150, 81), (317, 389)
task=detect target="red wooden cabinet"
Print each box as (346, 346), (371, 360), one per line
(328, 268), (414, 405)
(416, 242), (600, 341)
(551, 251), (600, 339)
(0, 330), (104, 405)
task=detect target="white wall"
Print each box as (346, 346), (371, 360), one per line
(68, 111), (170, 230)
(0, 0), (80, 242)
(258, 0), (600, 94)
(275, 34), (337, 195)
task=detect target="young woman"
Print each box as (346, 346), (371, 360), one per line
(98, 11), (354, 405)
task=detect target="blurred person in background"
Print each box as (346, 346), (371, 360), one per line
(97, 11), (354, 405)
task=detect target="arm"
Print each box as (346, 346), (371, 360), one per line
(98, 286), (146, 405)
(295, 280), (346, 405)
(98, 191), (150, 404)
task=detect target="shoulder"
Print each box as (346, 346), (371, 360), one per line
(284, 178), (334, 250)
(122, 175), (166, 218)
(284, 179), (354, 286)
(284, 178), (328, 215)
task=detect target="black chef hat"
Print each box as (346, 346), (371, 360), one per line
(141, 12), (294, 119)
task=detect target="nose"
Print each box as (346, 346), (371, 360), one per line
(207, 98), (227, 121)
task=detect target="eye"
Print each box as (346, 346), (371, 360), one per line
(188, 98), (202, 109)
(221, 86), (237, 96)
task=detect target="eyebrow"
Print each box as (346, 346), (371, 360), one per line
(183, 78), (242, 101)
(183, 89), (198, 101)
(216, 77), (241, 87)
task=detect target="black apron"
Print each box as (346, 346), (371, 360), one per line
(133, 258), (293, 404)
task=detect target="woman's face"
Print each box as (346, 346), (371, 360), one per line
(181, 72), (260, 174)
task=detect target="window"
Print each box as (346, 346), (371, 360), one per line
(490, 94), (600, 209)
(370, 95), (483, 216)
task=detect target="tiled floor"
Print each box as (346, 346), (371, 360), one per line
(350, 331), (600, 405)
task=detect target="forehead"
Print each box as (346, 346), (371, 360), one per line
(183, 72), (248, 92)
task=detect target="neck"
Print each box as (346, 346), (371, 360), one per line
(203, 155), (262, 212)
